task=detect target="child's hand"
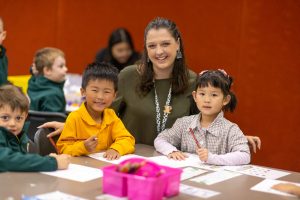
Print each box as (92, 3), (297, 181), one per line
(196, 148), (209, 162)
(50, 153), (71, 170)
(104, 149), (120, 160)
(272, 183), (300, 196)
(84, 135), (98, 152)
(168, 151), (188, 160)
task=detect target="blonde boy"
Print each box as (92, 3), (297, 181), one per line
(0, 84), (70, 172)
(27, 47), (68, 113)
(57, 62), (135, 160)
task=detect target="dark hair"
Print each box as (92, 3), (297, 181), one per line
(196, 70), (237, 112)
(0, 84), (29, 114)
(104, 28), (135, 61)
(81, 62), (119, 91)
(139, 17), (190, 96)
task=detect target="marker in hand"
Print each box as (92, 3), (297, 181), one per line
(189, 128), (201, 149)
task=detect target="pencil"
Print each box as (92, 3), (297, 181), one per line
(189, 128), (201, 149)
(60, 138), (87, 141)
(48, 137), (59, 154)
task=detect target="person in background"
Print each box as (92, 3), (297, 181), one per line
(27, 47), (68, 113)
(95, 28), (140, 72)
(154, 70), (250, 165)
(0, 84), (70, 172)
(0, 17), (8, 86)
(56, 62), (135, 160)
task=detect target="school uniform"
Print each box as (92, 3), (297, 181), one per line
(27, 75), (66, 113)
(0, 126), (57, 172)
(0, 45), (8, 86)
(154, 112), (251, 165)
(56, 103), (135, 156)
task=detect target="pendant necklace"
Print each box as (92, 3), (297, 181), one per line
(154, 83), (172, 134)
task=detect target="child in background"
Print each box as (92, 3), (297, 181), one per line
(154, 69), (250, 166)
(95, 28), (140, 72)
(0, 84), (70, 172)
(0, 17), (8, 86)
(27, 47), (68, 113)
(56, 62), (135, 160)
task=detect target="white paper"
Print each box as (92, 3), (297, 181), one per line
(147, 153), (203, 168)
(180, 184), (220, 198)
(95, 194), (128, 200)
(224, 165), (290, 179)
(34, 191), (88, 200)
(190, 170), (242, 185)
(42, 164), (103, 182)
(88, 153), (147, 164)
(251, 179), (300, 197)
(181, 167), (208, 181)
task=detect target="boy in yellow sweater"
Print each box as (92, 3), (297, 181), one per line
(56, 62), (135, 160)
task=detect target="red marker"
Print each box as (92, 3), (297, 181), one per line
(189, 128), (201, 149)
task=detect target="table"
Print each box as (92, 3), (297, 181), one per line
(0, 144), (299, 199)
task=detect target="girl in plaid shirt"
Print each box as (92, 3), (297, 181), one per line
(154, 69), (250, 165)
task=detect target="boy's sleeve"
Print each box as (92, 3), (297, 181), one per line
(56, 114), (89, 156)
(109, 118), (135, 156)
(154, 118), (184, 155)
(0, 146), (57, 172)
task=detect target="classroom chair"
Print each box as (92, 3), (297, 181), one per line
(34, 128), (59, 156)
(26, 110), (67, 142)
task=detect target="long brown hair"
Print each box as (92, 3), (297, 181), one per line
(138, 17), (190, 96)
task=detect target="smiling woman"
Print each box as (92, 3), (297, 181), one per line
(111, 17), (197, 145)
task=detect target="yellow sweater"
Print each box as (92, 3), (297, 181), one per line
(56, 103), (135, 156)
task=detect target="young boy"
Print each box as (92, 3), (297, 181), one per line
(27, 47), (68, 113)
(0, 84), (70, 172)
(0, 17), (8, 86)
(56, 62), (135, 160)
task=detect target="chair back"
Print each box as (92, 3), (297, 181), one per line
(34, 128), (59, 156)
(26, 110), (67, 141)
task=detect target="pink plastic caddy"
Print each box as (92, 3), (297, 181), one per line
(102, 158), (182, 200)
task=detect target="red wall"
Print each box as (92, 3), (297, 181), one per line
(1, 0), (300, 171)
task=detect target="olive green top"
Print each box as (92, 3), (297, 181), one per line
(112, 65), (197, 145)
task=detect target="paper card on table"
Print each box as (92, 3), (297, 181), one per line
(95, 194), (128, 200)
(180, 184), (220, 198)
(31, 191), (88, 200)
(251, 179), (300, 197)
(224, 165), (290, 179)
(148, 153), (203, 168)
(181, 167), (208, 181)
(42, 164), (103, 182)
(190, 170), (242, 185)
(88, 153), (147, 164)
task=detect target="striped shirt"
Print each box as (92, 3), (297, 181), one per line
(154, 112), (250, 165)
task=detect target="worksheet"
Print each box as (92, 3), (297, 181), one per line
(190, 170), (242, 185)
(251, 179), (300, 197)
(24, 191), (88, 200)
(181, 167), (208, 181)
(42, 164), (103, 182)
(180, 184), (220, 198)
(88, 153), (147, 164)
(223, 165), (290, 179)
(147, 153), (202, 168)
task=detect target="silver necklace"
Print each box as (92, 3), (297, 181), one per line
(154, 83), (172, 134)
